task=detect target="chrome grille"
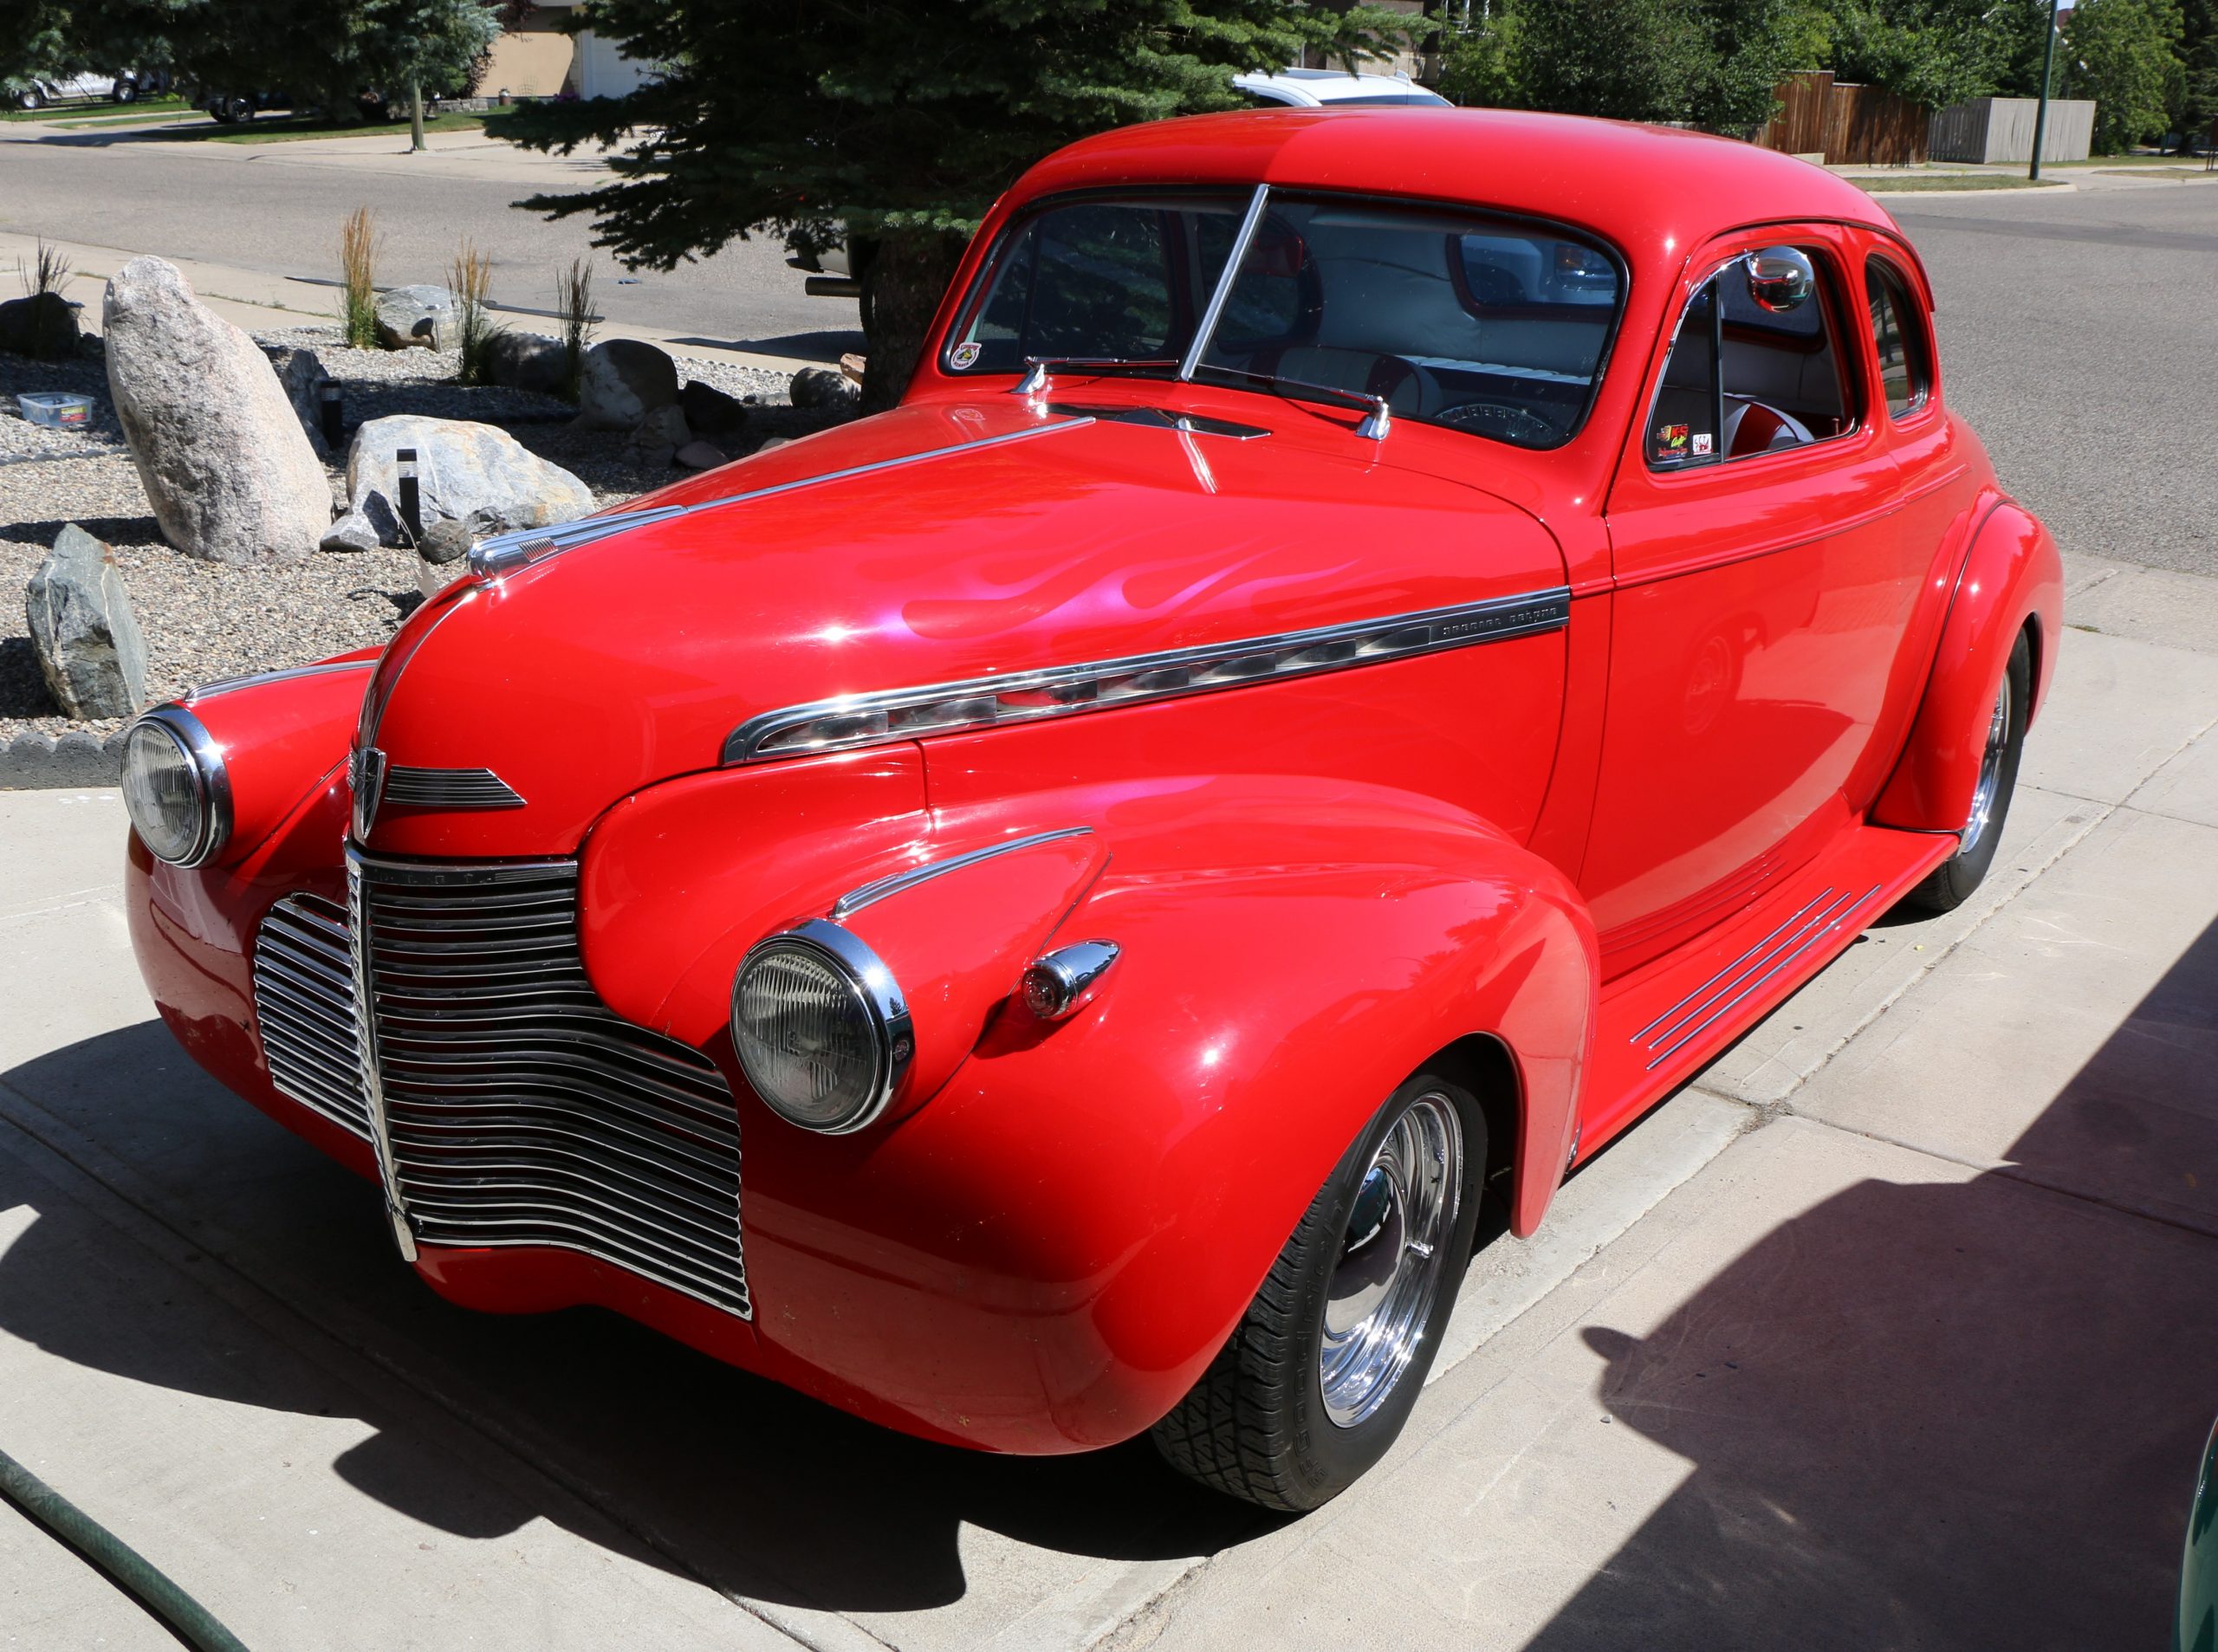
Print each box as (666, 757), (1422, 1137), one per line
(344, 855), (750, 1318)
(252, 893), (373, 1140)
(379, 766), (525, 810)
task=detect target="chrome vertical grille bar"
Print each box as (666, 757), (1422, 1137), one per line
(348, 855), (419, 1261)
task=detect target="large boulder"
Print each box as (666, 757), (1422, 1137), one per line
(790, 366), (860, 412)
(574, 338), (678, 431)
(483, 330), (567, 394)
(374, 284), (457, 352)
(269, 344), (331, 457)
(678, 379), (749, 437)
(344, 415), (593, 547)
(25, 523), (146, 719)
(0, 292), (81, 361)
(103, 256), (330, 565)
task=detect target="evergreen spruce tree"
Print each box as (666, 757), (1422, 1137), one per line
(498, 1), (1414, 410)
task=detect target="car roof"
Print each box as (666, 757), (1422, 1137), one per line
(1005, 107), (1900, 274)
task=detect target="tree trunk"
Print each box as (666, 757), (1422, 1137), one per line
(859, 230), (967, 415)
(409, 81), (425, 152)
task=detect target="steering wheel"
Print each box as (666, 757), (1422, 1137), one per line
(1434, 399), (1560, 445)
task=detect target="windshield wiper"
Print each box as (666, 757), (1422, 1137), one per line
(1011, 357), (1181, 398)
(1189, 362), (1392, 440)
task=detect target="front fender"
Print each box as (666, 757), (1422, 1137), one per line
(598, 768), (1595, 1450)
(1873, 500), (2063, 834)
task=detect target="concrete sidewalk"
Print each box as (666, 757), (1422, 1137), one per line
(3, 550), (2214, 1649)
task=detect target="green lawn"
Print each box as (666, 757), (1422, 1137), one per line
(1, 94), (186, 122)
(1853, 173), (2067, 192)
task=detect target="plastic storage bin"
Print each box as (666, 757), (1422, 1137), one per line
(16, 392), (93, 428)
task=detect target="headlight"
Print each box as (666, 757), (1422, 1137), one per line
(121, 707), (230, 867)
(730, 918), (911, 1133)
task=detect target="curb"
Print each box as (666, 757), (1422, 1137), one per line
(2, 729), (126, 789)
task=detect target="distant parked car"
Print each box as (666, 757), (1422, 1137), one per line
(1233, 68), (1450, 107)
(10, 70), (133, 109)
(198, 87), (289, 124)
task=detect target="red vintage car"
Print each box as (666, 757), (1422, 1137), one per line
(120, 108), (2060, 1511)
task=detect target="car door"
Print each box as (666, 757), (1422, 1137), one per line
(1581, 223), (1925, 976)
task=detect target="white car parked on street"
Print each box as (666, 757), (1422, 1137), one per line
(1231, 68), (1449, 107)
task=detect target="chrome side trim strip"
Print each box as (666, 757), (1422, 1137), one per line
(466, 419), (1096, 581)
(723, 586), (1573, 766)
(830, 827), (1093, 920)
(1180, 184), (1270, 382)
(1637, 883), (1881, 1071)
(185, 658), (374, 702)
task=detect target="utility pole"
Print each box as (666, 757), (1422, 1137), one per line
(2029, 0), (2062, 181)
(409, 80), (425, 152)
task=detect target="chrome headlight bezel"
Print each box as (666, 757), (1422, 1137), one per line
(730, 918), (912, 1135)
(121, 705), (232, 869)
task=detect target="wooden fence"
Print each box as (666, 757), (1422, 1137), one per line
(1757, 70), (1929, 166)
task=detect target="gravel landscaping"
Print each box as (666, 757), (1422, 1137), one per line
(2, 324), (849, 747)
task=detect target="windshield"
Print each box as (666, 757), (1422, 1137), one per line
(944, 189), (1625, 450)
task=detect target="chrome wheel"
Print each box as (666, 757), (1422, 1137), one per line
(1319, 1092), (1461, 1428)
(1962, 672), (2013, 852)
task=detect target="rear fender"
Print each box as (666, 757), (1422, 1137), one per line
(1873, 502), (2063, 833)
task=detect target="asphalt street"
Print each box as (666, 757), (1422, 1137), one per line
(0, 122), (864, 363)
(3, 127), (2211, 571)
(1893, 183), (2218, 578)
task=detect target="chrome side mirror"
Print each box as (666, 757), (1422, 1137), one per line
(1744, 247), (1816, 314)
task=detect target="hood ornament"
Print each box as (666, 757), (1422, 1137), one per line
(352, 748), (389, 839)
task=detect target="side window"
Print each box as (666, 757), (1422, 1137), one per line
(1649, 247), (1856, 470)
(1865, 259), (1932, 418)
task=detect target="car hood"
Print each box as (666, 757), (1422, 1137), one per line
(360, 395), (1569, 856)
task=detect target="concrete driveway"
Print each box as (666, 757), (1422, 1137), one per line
(3, 546), (2215, 1650)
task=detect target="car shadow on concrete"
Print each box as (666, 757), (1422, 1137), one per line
(0, 1019), (1276, 1616)
(1523, 913), (2218, 1650)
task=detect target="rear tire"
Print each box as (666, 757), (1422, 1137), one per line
(1151, 1070), (1485, 1511)
(1905, 628), (2030, 914)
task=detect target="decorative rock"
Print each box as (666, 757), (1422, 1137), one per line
(344, 415), (593, 547)
(753, 436), (793, 455)
(418, 508), (503, 567)
(25, 523), (146, 719)
(269, 345), (330, 457)
(103, 256), (329, 565)
(790, 366), (859, 411)
(0, 292), (81, 360)
(574, 338), (679, 431)
(374, 283), (457, 352)
(483, 329), (568, 394)
(625, 402), (690, 468)
(678, 379), (749, 437)
(319, 508), (380, 554)
(673, 439), (726, 471)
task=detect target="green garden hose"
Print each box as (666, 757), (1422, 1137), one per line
(0, 1443), (252, 1652)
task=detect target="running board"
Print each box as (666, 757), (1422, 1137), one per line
(1579, 823), (1955, 1161)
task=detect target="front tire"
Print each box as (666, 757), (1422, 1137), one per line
(1151, 1071), (1485, 1510)
(1904, 627), (2030, 915)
